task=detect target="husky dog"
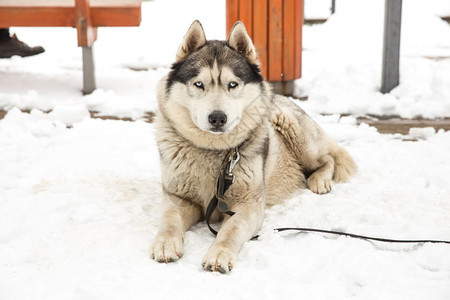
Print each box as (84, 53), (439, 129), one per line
(151, 20), (356, 273)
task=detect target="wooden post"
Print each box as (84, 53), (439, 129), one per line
(381, 0), (402, 93)
(75, 0), (97, 47)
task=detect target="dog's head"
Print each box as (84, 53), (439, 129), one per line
(159, 20), (270, 149)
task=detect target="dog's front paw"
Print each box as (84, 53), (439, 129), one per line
(202, 243), (237, 274)
(307, 174), (332, 194)
(151, 233), (184, 263)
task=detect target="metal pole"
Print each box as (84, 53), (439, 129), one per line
(82, 46), (96, 94)
(381, 0), (402, 93)
(331, 0), (336, 14)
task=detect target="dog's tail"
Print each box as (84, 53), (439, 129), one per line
(331, 146), (357, 182)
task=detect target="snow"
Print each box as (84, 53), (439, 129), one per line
(298, 0), (450, 118)
(1, 0), (450, 299)
(304, 0), (333, 19)
(408, 126), (437, 140)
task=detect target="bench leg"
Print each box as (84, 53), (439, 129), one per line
(82, 46), (96, 94)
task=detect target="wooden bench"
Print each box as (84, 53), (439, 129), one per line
(0, 0), (141, 94)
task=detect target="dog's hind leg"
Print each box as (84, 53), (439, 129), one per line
(307, 146), (357, 194)
(151, 193), (202, 263)
(331, 146), (357, 183)
(271, 95), (356, 194)
(307, 154), (334, 194)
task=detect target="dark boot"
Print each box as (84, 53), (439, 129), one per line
(0, 34), (45, 58)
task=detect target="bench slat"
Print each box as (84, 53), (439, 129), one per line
(91, 6), (141, 27)
(0, 3), (141, 27)
(0, 0), (138, 6)
(0, 7), (75, 27)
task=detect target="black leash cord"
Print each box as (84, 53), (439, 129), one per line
(207, 148), (450, 245)
(273, 227), (450, 244)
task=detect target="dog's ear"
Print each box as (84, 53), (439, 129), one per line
(176, 20), (207, 62)
(227, 21), (258, 64)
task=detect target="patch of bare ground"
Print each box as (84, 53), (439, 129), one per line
(2, 109), (450, 136)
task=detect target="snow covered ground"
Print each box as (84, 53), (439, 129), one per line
(1, 0), (450, 299)
(299, 0), (450, 118)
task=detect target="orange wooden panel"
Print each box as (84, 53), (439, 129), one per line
(0, 1), (141, 28)
(238, 0), (253, 37)
(0, 0), (71, 5)
(283, 0), (295, 80)
(294, 0), (303, 78)
(90, 6), (141, 27)
(268, 0), (283, 81)
(0, 7), (75, 27)
(252, 0), (268, 79)
(226, 0), (239, 36)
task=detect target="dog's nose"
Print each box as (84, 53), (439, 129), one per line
(208, 111), (227, 128)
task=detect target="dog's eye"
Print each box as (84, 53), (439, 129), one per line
(228, 81), (238, 89)
(193, 81), (204, 89)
